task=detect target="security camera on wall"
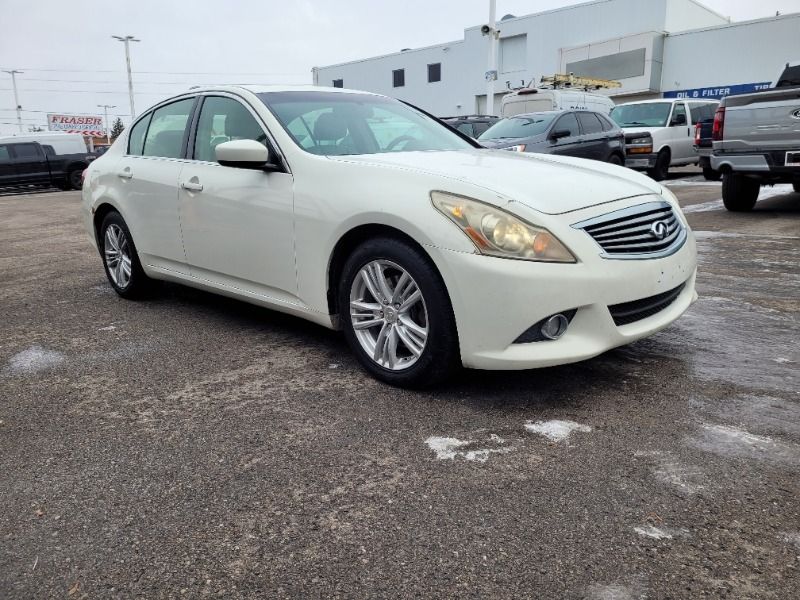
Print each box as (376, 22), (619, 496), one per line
(480, 24), (492, 36)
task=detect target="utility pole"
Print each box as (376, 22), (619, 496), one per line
(483, 0), (499, 116)
(97, 104), (116, 144)
(112, 35), (140, 118)
(2, 69), (24, 133)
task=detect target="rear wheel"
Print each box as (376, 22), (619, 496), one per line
(339, 237), (459, 388)
(68, 168), (83, 190)
(722, 173), (760, 212)
(702, 167), (721, 181)
(99, 212), (154, 298)
(647, 149), (670, 181)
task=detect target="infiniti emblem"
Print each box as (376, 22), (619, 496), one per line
(650, 220), (669, 240)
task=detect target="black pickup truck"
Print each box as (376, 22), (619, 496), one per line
(0, 141), (95, 190)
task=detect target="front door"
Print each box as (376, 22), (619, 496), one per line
(668, 102), (693, 162)
(178, 95), (297, 304)
(548, 112), (584, 158)
(10, 143), (49, 184)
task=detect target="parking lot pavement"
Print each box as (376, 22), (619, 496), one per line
(1, 177), (798, 599)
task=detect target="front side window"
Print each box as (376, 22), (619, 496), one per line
(479, 113), (557, 140)
(142, 97), (195, 159)
(553, 113), (580, 138)
(428, 63), (441, 83)
(670, 103), (687, 126)
(393, 69), (405, 88)
(12, 143), (40, 159)
(127, 113), (151, 155)
(610, 102), (672, 128)
(259, 91), (473, 156)
(456, 122), (474, 136)
(193, 96), (267, 163)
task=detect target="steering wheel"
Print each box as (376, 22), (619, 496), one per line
(385, 135), (418, 152)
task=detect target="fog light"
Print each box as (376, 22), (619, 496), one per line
(540, 314), (569, 340)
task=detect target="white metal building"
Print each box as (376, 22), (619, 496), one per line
(313, 0), (800, 116)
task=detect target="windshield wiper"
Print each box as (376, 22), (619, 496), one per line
(622, 121), (649, 126)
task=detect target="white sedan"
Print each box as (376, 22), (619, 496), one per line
(81, 86), (697, 387)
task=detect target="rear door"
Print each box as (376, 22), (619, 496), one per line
(10, 143), (50, 184)
(575, 112), (607, 161)
(548, 112), (584, 158)
(113, 96), (196, 273)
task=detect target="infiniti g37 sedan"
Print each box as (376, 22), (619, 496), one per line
(82, 86), (698, 387)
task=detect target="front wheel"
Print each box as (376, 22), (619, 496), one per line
(99, 212), (154, 298)
(339, 237), (459, 388)
(721, 173), (760, 212)
(647, 150), (670, 181)
(607, 153), (624, 166)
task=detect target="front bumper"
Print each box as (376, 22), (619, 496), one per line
(427, 200), (698, 370)
(625, 153), (657, 170)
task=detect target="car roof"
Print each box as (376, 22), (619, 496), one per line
(186, 84), (382, 97)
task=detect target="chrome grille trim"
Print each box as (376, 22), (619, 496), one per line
(572, 200), (687, 260)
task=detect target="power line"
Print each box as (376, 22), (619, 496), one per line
(0, 67), (305, 76)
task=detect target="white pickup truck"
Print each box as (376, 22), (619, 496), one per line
(711, 61), (800, 211)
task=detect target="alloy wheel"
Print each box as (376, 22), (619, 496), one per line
(104, 224), (133, 288)
(349, 260), (428, 371)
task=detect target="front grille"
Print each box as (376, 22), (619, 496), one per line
(573, 200), (686, 258)
(608, 283), (686, 326)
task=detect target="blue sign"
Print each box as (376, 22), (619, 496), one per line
(663, 82), (772, 100)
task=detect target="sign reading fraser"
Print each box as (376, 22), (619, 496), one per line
(47, 114), (104, 137)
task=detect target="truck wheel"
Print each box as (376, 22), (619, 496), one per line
(702, 167), (721, 181)
(647, 150), (670, 181)
(793, 182), (800, 194)
(607, 153), (623, 166)
(67, 169), (83, 190)
(722, 173), (760, 212)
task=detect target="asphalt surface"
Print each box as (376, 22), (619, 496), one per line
(1, 173), (798, 599)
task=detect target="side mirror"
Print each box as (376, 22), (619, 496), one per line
(215, 139), (281, 171)
(671, 113), (687, 126)
(550, 129), (571, 140)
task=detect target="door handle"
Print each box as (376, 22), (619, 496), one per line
(117, 169), (133, 179)
(180, 181), (203, 192)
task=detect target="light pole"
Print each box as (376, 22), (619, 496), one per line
(112, 35), (140, 118)
(97, 104), (116, 144)
(482, 0), (499, 116)
(2, 69), (24, 133)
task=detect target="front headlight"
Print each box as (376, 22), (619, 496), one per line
(431, 192), (576, 263)
(502, 144), (527, 152)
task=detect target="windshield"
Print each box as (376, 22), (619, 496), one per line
(258, 91), (474, 156)
(478, 113), (556, 140)
(610, 102), (672, 128)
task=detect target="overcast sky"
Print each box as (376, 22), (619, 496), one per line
(1, 0), (798, 134)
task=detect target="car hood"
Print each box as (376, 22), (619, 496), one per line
(331, 149), (661, 215)
(621, 126), (662, 138)
(479, 133), (548, 149)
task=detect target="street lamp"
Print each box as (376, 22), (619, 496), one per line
(112, 35), (140, 118)
(97, 104), (116, 144)
(2, 69), (24, 133)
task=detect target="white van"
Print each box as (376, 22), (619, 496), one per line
(0, 132), (88, 155)
(609, 99), (718, 180)
(501, 88), (615, 118)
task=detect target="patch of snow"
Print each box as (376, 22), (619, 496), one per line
(524, 419), (591, 442)
(425, 435), (513, 463)
(633, 525), (689, 540)
(634, 450), (705, 494)
(98, 325), (116, 331)
(681, 199), (723, 213)
(6, 346), (65, 374)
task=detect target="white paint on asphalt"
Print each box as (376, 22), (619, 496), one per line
(5, 346), (66, 374)
(525, 419), (591, 442)
(425, 435), (513, 462)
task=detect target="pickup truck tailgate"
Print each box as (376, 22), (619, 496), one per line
(720, 86), (800, 152)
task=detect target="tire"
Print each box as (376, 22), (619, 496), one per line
(647, 149), (670, 181)
(607, 153), (624, 166)
(793, 182), (800, 194)
(702, 167), (721, 181)
(67, 169), (83, 190)
(99, 212), (154, 299)
(721, 173), (760, 212)
(338, 237), (459, 388)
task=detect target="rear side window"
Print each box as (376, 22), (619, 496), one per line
(127, 113), (151, 155)
(597, 114), (615, 131)
(193, 96), (268, 162)
(577, 112), (603, 134)
(0, 145), (10, 161)
(553, 113), (580, 137)
(142, 98), (195, 159)
(12, 143), (41, 159)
